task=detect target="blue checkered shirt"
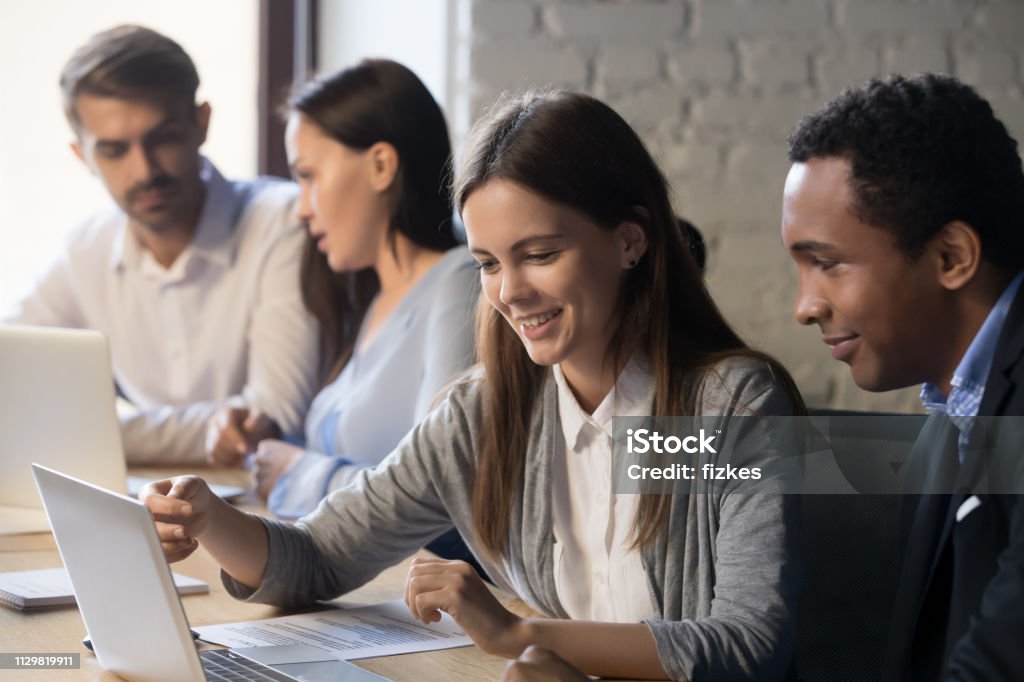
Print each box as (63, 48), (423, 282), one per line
(921, 272), (1024, 462)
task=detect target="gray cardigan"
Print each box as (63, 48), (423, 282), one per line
(224, 356), (800, 681)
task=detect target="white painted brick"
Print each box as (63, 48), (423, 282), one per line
(704, 231), (798, 333)
(979, 3), (1024, 41)
(839, 0), (967, 34)
(767, 326), (841, 404)
(467, 87), (514, 125)
(789, 365), (836, 407)
(726, 141), (791, 185)
(692, 92), (821, 137)
(470, 38), (587, 89)
(673, 174), (782, 226)
(669, 177), (724, 226)
(599, 44), (661, 84)
(817, 44), (882, 92)
(470, 1), (537, 38)
(544, 1), (685, 41)
(742, 42), (812, 91)
(606, 85), (685, 137)
(643, 129), (688, 171)
(662, 142), (722, 178)
(457, 0), (1022, 413)
(718, 284), (795, 348)
(886, 42), (951, 77)
(695, 0), (829, 37)
(705, 232), (790, 283)
(692, 93), (752, 130)
(768, 326), (842, 405)
(956, 47), (1019, 87)
(667, 41), (736, 87)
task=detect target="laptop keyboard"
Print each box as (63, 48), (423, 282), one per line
(200, 649), (297, 681)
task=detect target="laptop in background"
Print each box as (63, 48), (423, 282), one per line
(0, 324), (249, 536)
(32, 464), (389, 682)
(0, 325), (126, 533)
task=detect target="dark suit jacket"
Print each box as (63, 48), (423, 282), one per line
(884, 284), (1024, 681)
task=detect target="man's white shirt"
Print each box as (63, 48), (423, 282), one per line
(2, 160), (318, 463)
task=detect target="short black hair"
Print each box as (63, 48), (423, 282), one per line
(60, 25), (199, 129)
(788, 73), (1024, 270)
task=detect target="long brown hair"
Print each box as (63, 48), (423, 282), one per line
(454, 91), (805, 559)
(289, 59), (458, 382)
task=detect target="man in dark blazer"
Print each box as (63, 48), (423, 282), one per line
(782, 73), (1024, 681)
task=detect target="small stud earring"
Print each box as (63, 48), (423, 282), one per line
(628, 258), (637, 267)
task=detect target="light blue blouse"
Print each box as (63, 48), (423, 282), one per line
(268, 246), (479, 517)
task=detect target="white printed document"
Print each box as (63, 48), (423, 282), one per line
(194, 599), (473, 660)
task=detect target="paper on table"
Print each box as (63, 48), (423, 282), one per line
(194, 599), (473, 660)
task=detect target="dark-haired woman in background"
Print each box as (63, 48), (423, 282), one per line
(205, 60), (478, 535)
(149, 90), (803, 680)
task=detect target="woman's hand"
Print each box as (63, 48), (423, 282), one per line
(205, 406), (280, 467)
(502, 646), (591, 681)
(139, 476), (215, 563)
(252, 440), (305, 501)
(404, 557), (526, 657)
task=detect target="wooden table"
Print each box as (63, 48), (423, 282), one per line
(0, 467), (525, 681)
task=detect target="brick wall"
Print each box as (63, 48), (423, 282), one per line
(451, 0), (1024, 411)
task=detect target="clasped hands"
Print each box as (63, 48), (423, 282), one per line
(205, 406), (302, 499)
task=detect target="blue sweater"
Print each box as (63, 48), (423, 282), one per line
(268, 246), (479, 517)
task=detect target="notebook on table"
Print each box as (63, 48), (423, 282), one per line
(0, 567), (207, 611)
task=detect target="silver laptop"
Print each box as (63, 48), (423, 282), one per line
(32, 464), (389, 682)
(0, 325), (126, 532)
(0, 324), (247, 536)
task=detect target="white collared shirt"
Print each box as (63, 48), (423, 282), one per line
(551, 357), (658, 623)
(2, 160), (318, 464)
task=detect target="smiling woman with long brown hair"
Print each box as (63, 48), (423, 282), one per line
(142, 90), (805, 680)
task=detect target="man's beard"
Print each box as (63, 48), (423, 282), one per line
(124, 175), (186, 231)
